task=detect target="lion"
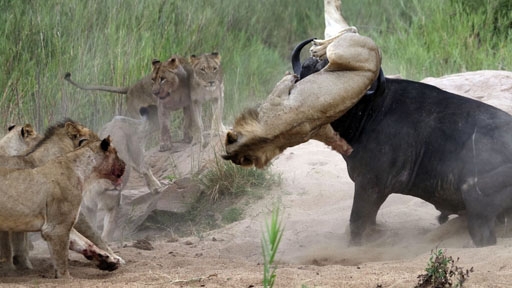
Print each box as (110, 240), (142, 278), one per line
(0, 123), (42, 156)
(222, 0), (380, 168)
(64, 72), (159, 129)
(65, 52), (225, 152)
(82, 107), (162, 241)
(0, 120), (124, 270)
(189, 52), (226, 137)
(0, 136), (125, 278)
(150, 56), (200, 151)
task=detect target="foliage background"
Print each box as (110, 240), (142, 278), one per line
(0, 0), (510, 134)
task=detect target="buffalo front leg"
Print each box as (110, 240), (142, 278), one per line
(349, 183), (389, 245)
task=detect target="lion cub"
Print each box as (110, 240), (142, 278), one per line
(0, 137), (125, 278)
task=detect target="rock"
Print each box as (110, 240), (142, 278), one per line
(422, 70), (512, 114)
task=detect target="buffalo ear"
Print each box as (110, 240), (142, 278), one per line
(226, 131), (238, 145)
(101, 136), (112, 151)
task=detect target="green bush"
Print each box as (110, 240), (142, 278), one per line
(198, 155), (279, 201)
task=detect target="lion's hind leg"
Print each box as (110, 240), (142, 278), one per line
(0, 232), (15, 269)
(41, 225), (71, 278)
(12, 232), (33, 269)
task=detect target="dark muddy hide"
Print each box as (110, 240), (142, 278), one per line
(292, 39), (512, 247)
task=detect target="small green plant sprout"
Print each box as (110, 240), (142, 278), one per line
(165, 174), (176, 182)
(262, 203), (285, 288)
(415, 249), (473, 288)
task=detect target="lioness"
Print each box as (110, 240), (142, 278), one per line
(82, 107), (162, 241)
(189, 52), (226, 137)
(0, 124), (41, 156)
(150, 56), (201, 151)
(63, 72), (159, 129)
(0, 136), (125, 278)
(65, 52), (225, 151)
(0, 120), (124, 270)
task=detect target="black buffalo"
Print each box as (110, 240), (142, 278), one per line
(293, 39), (512, 247)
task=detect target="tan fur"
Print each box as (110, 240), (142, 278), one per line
(0, 124), (42, 156)
(223, 2), (381, 169)
(82, 109), (162, 241)
(151, 56), (200, 151)
(0, 137), (125, 278)
(0, 120), (124, 271)
(64, 73), (159, 129)
(65, 52), (225, 152)
(190, 52), (226, 138)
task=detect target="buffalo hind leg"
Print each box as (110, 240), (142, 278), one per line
(462, 164), (512, 246)
(466, 212), (496, 247)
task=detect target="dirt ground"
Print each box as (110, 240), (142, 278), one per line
(2, 137), (512, 287)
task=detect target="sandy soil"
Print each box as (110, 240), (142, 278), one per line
(1, 138), (512, 287)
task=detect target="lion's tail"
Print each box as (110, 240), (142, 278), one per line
(64, 72), (129, 95)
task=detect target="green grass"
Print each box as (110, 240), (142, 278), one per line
(1, 0), (510, 133)
(262, 203), (285, 288)
(138, 154), (280, 237)
(198, 155), (280, 201)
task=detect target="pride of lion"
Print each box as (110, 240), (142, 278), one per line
(0, 120), (126, 278)
(0, 121), (126, 275)
(0, 48), (226, 277)
(64, 52), (225, 241)
(65, 51), (225, 152)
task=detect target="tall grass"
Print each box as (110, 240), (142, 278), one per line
(1, 0), (510, 134)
